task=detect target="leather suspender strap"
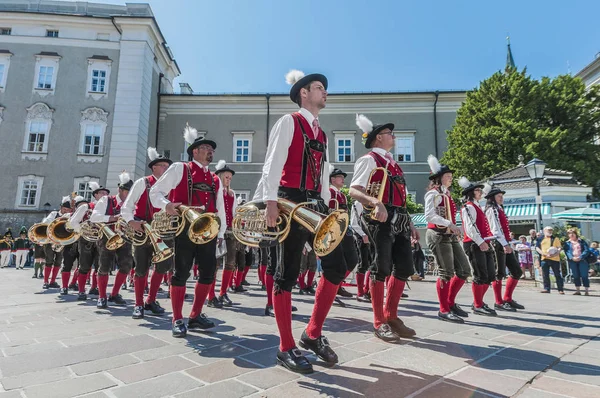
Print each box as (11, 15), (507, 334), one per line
(293, 113), (310, 192)
(185, 162), (193, 205)
(144, 177), (152, 220)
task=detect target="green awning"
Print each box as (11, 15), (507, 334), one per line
(552, 207), (600, 222)
(504, 203), (551, 218)
(412, 213), (462, 228)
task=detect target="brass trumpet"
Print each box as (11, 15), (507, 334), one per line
(152, 205), (220, 245)
(364, 167), (388, 220)
(47, 215), (80, 246)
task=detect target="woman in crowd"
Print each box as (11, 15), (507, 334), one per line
(563, 229), (591, 296)
(515, 235), (534, 279)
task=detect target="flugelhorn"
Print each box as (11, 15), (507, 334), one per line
(103, 222), (125, 250)
(143, 223), (174, 263)
(152, 205), (220, 245)
(364, 167), (388, 220)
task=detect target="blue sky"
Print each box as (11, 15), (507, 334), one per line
(68, 0), (599, 93)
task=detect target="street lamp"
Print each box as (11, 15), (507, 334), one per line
(524, 158), (546, 232)
(43, 202), (51, 216)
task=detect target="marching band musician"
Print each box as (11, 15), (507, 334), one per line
(424, 156), (472, 323)
(32, 240), (45, 278)
(256, 69), (341, 374)
(69, 193), (97, 301)
(484, 184), (525, 311)
(59, 195), (83, 296)
(149, 125), (227, 338)
(351, 200), (371, 302)
(41, 197), (72, 289)
(350, 114), (418, 342)
(14, 227), (31, 270)
(459, 177), (497, 317)
(90, 172), (134, 309)
(0, 229), (12, 269)
(121, 147), (173, 319)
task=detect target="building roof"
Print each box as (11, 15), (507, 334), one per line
(162, 89), (468, 97)
(0, 0), (153, 17)
(488, 164), (588, 189)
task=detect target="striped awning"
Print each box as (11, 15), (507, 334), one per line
(590, 203), (600, 209)
(504, 203), (551, 218)
(412, 213), (462, 228)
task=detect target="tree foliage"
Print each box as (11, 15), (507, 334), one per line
(442, 69), (600, 195)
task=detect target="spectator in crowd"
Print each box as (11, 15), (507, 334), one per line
(563, 229), (591, 296)
(515, 235), (534, 279)
(589, 241), (600, 277)
(536, 226), (564, 294)
(411, 240), (425, 280)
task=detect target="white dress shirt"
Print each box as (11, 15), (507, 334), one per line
(350, 201), (366, 237)
(255, 107), (331, 204)
(149, 160), (227, 239)
(350, 147), (392, 189)
(90, 195), (123, 223)
(42, 210), (62, 224)
(69, 203), (90, 232)
(485, 206), (508, 247)
(424, 187), (452, 227)
(461, 203), (485, 245)
(121, 176), (154, 223)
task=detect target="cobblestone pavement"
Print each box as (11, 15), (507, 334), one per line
(0, 268), (598, 398)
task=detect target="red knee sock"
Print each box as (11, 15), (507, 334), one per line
(163, 273), (168, 283)
(258, 265), (266, 284)
(503, 277), (519, 302)
(492, 280), (504, 305)
(306, 270), (316, 287)
(129, 268), (135, 280)
(134, 276), (145, 306)
(472, 283), (484, 308)
(364, 271), (371, 294)
(207, 278), (216, 300)
(111, 271), (128, 297)
(370, 279), (386, 328)
(356, 272), (365, 296)
(50, 266), (60, 283)
(298, 270), (308, 290)
(242, 265), (250, 281)
(170, 285), (186, 322)
(436, 279), (451, 313)
(193, 264), (198, 278)
(306, 277), (339, 339)
(266, 274), (274, 306)
(220, 270), (234, 296)
(97, 274), (109, 299)
(384, 277), (406, 321)
(61, 272), (70, 289)
(70, 269), (79, 286)
(344, 270), (351, 280)
(77, 272), (87, 294)
(273, 290), (295, 351)
(189, 282), (211, 319)
(146, 271), (164, 304)
(91, 270), (98, 290)
(235, 269), (244, 288)
(448, 276), (466, 307)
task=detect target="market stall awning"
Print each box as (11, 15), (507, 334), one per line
(412, 213), (462, 228)
(552, 207), (600, 222)
(504, 203), (551, 218)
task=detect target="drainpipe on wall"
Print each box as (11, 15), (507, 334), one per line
(155, 73), (164, 147)
(433, 90), (439, 158)
(265, 94), (271, 145)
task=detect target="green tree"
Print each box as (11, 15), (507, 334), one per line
(442, 69), (600, 194)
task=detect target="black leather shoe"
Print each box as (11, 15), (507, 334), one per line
(218, 294), (233, 307)
(97, 298), (108, 309)
(494, 302), (516, 312)
(299, 330), (338, 365)
(373, 324), (401, 342)
(233, 285), (246, 293)
(333, 297), (346, 307)
(450, 304), (469, 318)
(303, 286), (316, 295)
(472, 305), (494, 316)
(77, 293), (87, 301)
(507, 300), (525, 310)
(144, 301), (165, 315)
(242, 279), (250, 286)
(32, 274), (38, 279)
(68, 283), (78, 291)
(132, 306), (144, 319)
(438, 311), (465, 324)
(88, 287), (99, 296)
(48, 282), (60, 288)
(276, 348), (313, 374)
(207, 297), (223, 308)
(260, 283), (266, 291)
(363, 292), (371, 301)
(337, 286), (353, 298)
(172, 319), (187, 338)
(388, 318), (416, 338)
(291, 305), (298, 312)
(483, 304), (498, 316)
(108, 294), (127, 305)
(42, 283), (49, 289)
(60, 288), (68, 296)
(402, 293), (409, 298)
(188, 313), (215, 330)
(356, 294), (371, 303)
(265, 305), (274, 317)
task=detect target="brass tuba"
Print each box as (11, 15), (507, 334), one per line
(232, 201), (292, 248)
(28, 223), (50, 245)
(47, 215), (80, 246)
(152, 205), (220, 245)
(364, 167), (388, 220)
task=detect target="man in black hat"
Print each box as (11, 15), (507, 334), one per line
(13, 227), (31, 269)
(0, 229), (12, 269)
(150, 124), (226, 338)
(41, 197), (72, 289)
(90, 171), (134, 309)
(68, 194), (98, 300)
(255, 69), (339, 374)
(122, 147), (174, 319)
(350, 114), (418, 342)
(58, 195), (82, 296)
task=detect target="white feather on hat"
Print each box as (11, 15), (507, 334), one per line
(427, 154), (442, 174)
(237, 196), (244, 205)
(147, 147), (160, 161)
(329, 163), (335, 174)
(61, 195), (70, 204)
(355, 114), (374, 134)
(482, 183), (493, 197)
(458, 176), (472, 189)
(74, 195), (85, 203)
(88, 181), (100, 192)
(183, 122), (199, 145)
(118, 171), (131, 185)
(285, 69), (305, 85)
(216, 159), (226, 171)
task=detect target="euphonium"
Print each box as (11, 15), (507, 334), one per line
(47, 215), (80, 246)
(142, 223), (174, 263)
(79, 221), (103, 242)
(115, 218), (146, 246)
(28, 222), (50, 245)
(364, 167), (388, 220)
(179, 205), (220, 244)
(232, 201), (292, 248)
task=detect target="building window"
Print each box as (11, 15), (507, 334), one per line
(22, 103), (53, 160)
(78, 108), (108, 161)
(232, 133), (253, 163)
(394, 133), (415, 162)
(82, 124), (103, 155)
(85, 57), (112, 99)
(37, 66), (54, 89)
(334, 132), (355, 162)
(16, 176), (44, 208)
(0, 51), (11, 92)
(236, 191), (250, 203)
(74, 177), (98, 202)
(90, 69), (106, 92)
(33, 53), (60, 96)
(27, 121), (48, 152)
(0, 28), (11, 35)
(46, 30), (59, 38)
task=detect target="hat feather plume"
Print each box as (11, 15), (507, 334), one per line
(285, 69), (305, 85)
(216, 159), (226, 171)
(482, 183), (493, 196)
(427, 154), (442, 174)
(183, 122), (199, 145)
(61, 195), (70, 204)
(458, 176), (471, 189)
(118, 171), (131, 185)
(88, 181), (99, 192)
(355, 114), (373, 134)
(74, 195), (85, 203)
(147, 147), (159, 161)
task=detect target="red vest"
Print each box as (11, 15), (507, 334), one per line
(104, 196), (121, 216)
(168, 162), (220, 213)
(82, 202), (95, 222)
(497, 206), (511, 242)
(426, 191), (457, 230)
(223, 190), (235, 228)
(462, 201), (493, 243)
(368, 152), (407, 207)
(133, 175), (160, 222)
(329, 187), (347, 210)
(280, 113), (327, 192)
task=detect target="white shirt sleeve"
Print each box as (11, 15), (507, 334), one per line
(230, 189), (237, 217)
(149, 162), (185, 210)
(462, 205), (484, 245)
(424, 190), (451, 227)
(485, 207), (508, 246)
(319, 144), (331, 204)
(42, 211), (58, 224)
(350, 202), (366, 237)
(68, 204), (89, 231)
(252, 179), (263, 201)
(260, 114), (294, 201)
(90, 196), (111, 223)
(350, 156), (376, 189)
(215, 178), (227, 239)
(121, 178), (145, 223)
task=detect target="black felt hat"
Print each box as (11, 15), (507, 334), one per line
(88, 181), (110, 196)
(356, 114), (394, 149)
(458, 177), (484, 196)
(330, 167), (347, 178)
(60, 195), (72, 209)
(147, 147), (173, 169)
(4, 228), (13, 238)
(214, 160), (235, 176)
(118, 171), (133, 191)
(286, 70), (328, 105)
(483, 183), (506, 199)
(184, 123), (216, 157)
(427, 155), (454, 180)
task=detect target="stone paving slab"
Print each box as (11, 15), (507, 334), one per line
(23, 373), (117, 398)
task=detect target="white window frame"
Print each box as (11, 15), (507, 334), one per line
(15, 175), (44, 209)
(85, 57), (112, 99)
(22, 103), (53, 161)
(0, 51), (12, 92)
(33, 54), (60, 96)
(181, 131), (206, 161)
(394, 132), (416, 163)
(0, 28), (11, 35)
(333, 131), (355, 163)
(235, 191), (250, 203)
(78, 107), (108, 163)
(232, 132), (254, 163)
(46, 30), (59, 38)
(73, 176), (99, 202)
